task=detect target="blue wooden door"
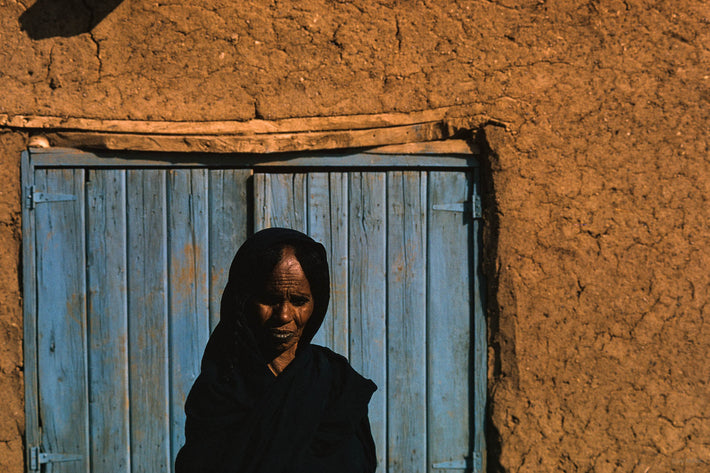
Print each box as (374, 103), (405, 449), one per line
(22, 149), (484, 473)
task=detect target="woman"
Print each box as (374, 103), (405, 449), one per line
(175, 228), (377, 473)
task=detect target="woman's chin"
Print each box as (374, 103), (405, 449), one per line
(263, 331), (298, 353)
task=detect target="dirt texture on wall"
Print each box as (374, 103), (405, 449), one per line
(0, 131), (25, 473)
(1, 0), (709, 472)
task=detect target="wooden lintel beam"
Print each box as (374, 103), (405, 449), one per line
(0, 108), (453, 135)
(42, 122), (453, 154)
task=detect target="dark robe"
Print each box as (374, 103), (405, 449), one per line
(175, 228), (377, 473)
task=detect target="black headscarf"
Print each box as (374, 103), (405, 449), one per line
(175, 228), (377, 473)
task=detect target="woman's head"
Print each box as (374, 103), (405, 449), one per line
(249, 246), (315, 357)
(221, 228), (330, 355)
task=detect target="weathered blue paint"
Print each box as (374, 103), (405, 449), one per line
(20, 151), (40, 471)
(126, 170), (171, 473)
(23, 149), (485, 473)
(471, 169), (487, 473)
(207, 169), (251, 331)
(386, 171), (428, 472)
(428, 171), (475, 472)
(305, 172), (349, 353)
(347, 172), (388, 468)
(254, 172), (308, 232)
(86, 169), (130, 473)
(34, 168), (89, 473)
(167, 169), (211, 470)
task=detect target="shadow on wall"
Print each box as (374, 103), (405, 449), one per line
(20, 0), (124, 39)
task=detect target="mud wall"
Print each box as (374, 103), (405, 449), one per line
(1, 0), (708, 471)
(0, 131), (24, 473)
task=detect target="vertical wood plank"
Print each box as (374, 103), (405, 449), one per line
(167, 169), (210, 469)
(387, 171), (428, 473)
(330, 173), (350, 355)
(253, 173), (307, 232)
(21, 152), (40, 467)
(127, 169), (170, 473)
(86, 169), (130, 473)
(348, 172), (387, 469)
(427, 171), (472, 472)
(34, 168), (90, 473)
(208, 169), (251, 331)
(307, 173), (349, 355)
(471, 169), (486, 473)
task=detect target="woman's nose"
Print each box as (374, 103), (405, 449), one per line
(273, 303), (293, 322)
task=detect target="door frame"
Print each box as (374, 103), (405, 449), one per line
(21, 146), (487, 472)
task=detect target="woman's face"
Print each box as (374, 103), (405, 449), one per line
(250, 247), (315, 354)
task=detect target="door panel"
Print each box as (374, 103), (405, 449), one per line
(347, 172), (388, 467)
(35, 169), (89, 473)
(86, 169), (130, 473)
(428, 171), (474, 471)
(26, 153), (482, 473)
(125, 170), (171, 473)
(254, 169), (475, 472)
(166, 169), (210, 466)
(207, 170), (251, 331)
(253, 172), (307, 232)
(386, 171), (428, 472)
(306, 172), (349, 354)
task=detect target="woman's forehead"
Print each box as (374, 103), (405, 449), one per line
(264, 253), (310, 288)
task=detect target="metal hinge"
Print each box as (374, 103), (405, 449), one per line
(29, 446), (82, 470)
(26, 186), (77, 210)
(432, 196), (482, 219)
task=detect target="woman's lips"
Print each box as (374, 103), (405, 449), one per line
(268, 330), (294, 341)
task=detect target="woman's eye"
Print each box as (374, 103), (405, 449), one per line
(291, 297), (310, 307)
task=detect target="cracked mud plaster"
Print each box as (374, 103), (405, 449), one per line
(0, 132), (25, 473)
(1, 0), (710, 472)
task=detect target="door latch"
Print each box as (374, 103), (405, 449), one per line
(26, 186), (77, 209)
(432, 196), (482, 219)
(29, 446), (82, 470)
